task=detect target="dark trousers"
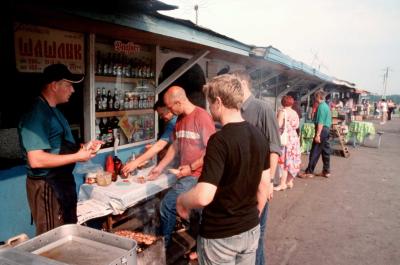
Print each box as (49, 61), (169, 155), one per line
(306, 127), (330, 174)
(388, 108), (393, 120)
(26, 178), (63, 235)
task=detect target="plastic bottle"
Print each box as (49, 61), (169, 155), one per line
(105, 155), (116, 181)
(113, 156), (123, 179)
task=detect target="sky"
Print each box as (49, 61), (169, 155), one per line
(160, 0), (400, 95)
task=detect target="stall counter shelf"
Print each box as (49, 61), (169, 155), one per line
(77, 166), (176, 227)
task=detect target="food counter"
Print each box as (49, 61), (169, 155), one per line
(77, 166), (176, 225)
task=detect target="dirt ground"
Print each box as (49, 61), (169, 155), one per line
(265, 117), (400, 265)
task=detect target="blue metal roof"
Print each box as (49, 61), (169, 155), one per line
(258, 46), (334, 83)
(53, 6), (251, 56)
(19, 0), (353, 87)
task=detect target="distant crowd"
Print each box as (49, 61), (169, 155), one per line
(325, 96), (398, 124)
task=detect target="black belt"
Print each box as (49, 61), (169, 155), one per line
(27, 175), (46, 180)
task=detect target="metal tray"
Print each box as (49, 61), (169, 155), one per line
(15, 224), (137, 265)
(0, 248), (66, 265)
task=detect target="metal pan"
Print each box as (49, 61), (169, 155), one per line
(15, 224), (137, 265)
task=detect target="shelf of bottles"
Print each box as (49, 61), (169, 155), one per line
(94, 39), (156, 150)
(95, 109), (154, 118)
(95, 51), (155, 80)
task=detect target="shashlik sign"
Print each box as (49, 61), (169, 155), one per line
(14, 23), (84, 74)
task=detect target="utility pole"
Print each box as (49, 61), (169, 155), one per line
(382, 67), (389, 99)
(194, 4), (199, 25)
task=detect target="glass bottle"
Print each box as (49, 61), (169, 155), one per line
(107, 90), (113, 111)
(124, 94), (130, 110)
(96, 51), (103, 76)
(129, 96), (134, 110)
(95, 87), (102, 112)
(105, 117), (114, 148)
(133, 94), (139, 109)
(99, 118), (107, 147)
(113, 88), (120, 111)
(95, 118), (101, 141)
(113, 156), (123, 179)
(104, 52), (111, 76)
(119, 91), (125, 110)
(101, 87), (107, 111)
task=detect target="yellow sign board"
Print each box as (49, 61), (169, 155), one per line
(14, 23), (84, 74)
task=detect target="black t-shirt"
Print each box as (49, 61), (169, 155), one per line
(199, 121), (268, 239)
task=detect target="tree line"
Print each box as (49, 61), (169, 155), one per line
(369, 94), (400, 104)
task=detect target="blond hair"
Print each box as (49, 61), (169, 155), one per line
(203, 74), (243, 109)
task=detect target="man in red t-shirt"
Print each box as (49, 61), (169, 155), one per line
(148, 86), (216, 247)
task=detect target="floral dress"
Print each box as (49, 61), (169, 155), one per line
(278, 108), (301, 177)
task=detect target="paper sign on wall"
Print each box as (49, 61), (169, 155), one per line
(14, 23), (85, 74)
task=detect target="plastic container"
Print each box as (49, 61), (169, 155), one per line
(97, 172), (112, 186)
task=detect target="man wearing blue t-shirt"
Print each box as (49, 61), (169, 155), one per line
(122, 99), (177, 175)
(18, 64), (100, 235)
(299, 90), (332, 178)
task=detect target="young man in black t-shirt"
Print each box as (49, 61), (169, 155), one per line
(176, 74), (269, 265)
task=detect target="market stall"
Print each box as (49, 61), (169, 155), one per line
(300, 119), (376, 158)
(300, 122), (315, 153)
(1, 3), (364, 265)
(346, 121), (376, 146)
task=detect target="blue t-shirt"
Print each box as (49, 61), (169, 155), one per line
(18, 97), (75, 177)
(159, 116), (177, 144)
(314, 101), (332, 128)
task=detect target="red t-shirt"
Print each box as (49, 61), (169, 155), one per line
(173, 107), (216, 178)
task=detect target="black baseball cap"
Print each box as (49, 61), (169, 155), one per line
(43, 63), (84, 84)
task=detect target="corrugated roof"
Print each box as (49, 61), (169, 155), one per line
(332, 78), (356, 88)
(17, 0), (178, 13)
(14, 0), (356, 89)
(251, 46), (334, 83)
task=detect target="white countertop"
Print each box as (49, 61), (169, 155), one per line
(77, 167), (176, 224)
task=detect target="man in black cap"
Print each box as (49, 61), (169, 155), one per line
(18, 64), (102, 235)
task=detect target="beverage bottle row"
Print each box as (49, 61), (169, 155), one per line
(96, 116), (120, 148)
(95, 87), (155, 112)
(95, 51), (154, 79)
(95, 114), (155, 148)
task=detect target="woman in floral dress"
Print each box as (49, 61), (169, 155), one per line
(274, 95), (301, 191)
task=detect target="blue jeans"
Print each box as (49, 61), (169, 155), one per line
(160, 176), (197, 247)
(306, 126), (331, 174)
(255, 202), (269, 265)
(197, 225), (260, 265)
